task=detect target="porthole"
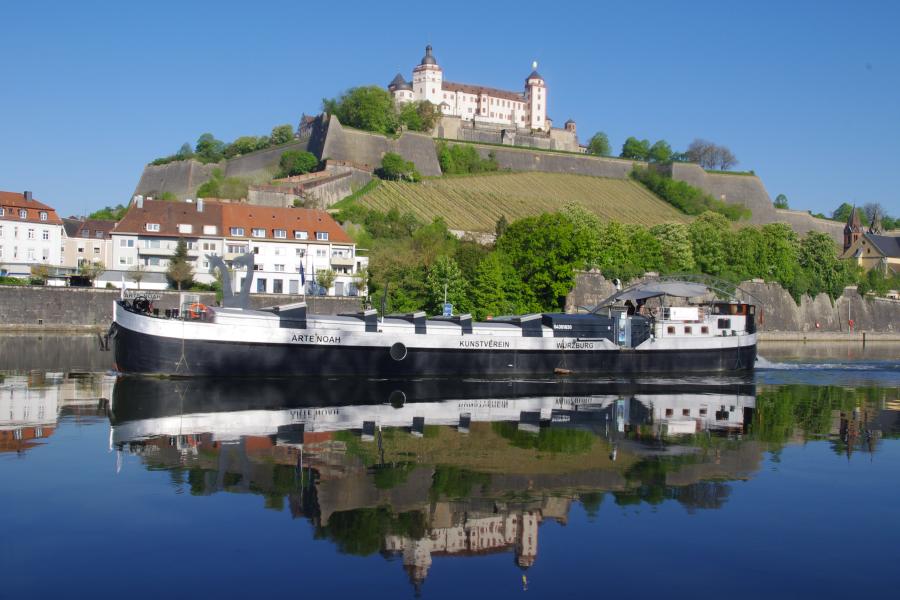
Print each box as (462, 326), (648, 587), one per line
(389, 390), (407, 408)
(390, 342), (408, 361)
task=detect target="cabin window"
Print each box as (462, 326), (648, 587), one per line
(684, 326), (692, 334)
(683, 409), (690, 416)
(665, 409), (673, 417)
(699, 408), (707, 416)
(701, 326), (709, 334)
(667, 326), (675, 334)
(718, 318), (731, 329)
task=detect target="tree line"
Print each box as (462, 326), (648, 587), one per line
(150, 124), (298, 166)
(587, 133), (739, 170)
(323, 86), (439, 136)
(337, 203), (891, 321)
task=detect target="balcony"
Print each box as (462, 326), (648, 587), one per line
(137, 246), (175, 257)
(330, 254), (355, 267)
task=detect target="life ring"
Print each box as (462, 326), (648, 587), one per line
(188, 303), (208, 320)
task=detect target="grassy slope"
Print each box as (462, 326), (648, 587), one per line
(356, 171), (692, 231)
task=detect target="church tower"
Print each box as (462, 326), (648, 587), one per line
(412, 45), (443, 105)
(524, 62), (547, 131)
(844, 205), (863, 252)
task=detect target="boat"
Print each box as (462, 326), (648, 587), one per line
(110, 259), (757, 377)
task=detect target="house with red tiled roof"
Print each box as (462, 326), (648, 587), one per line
(61, 218), (117, 271)
(110, 197), (366, 295)
(0, 191), (65, 277)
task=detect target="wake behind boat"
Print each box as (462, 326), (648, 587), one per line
(111, 260), (757, 377)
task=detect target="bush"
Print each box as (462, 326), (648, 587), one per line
(196, 169), (249, 200)
(631, 167), (750, 221)
(377, 152), (420, 182)
(437, 142), (499, 175)
(0, 276), (27, 286)
(278, 150), (318, 177)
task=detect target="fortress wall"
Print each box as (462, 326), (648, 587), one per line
(665, 163), (776, 224)
(134, 160), (218, 200)
(222, 139), (310, 182)
(773, 209), (844, 244)
(450, 141), (638, 179)
(321, 116), (441, 176)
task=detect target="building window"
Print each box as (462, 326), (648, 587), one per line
(203, 225), (217, 235)
(95, 230), (104, 238)
(178, 223), (192, 234)
(42, 230), (49, 240)
(27, 228), (35, 239)
(19, 209), (27, 219)
(0, 208), (4, 216)
(81, 230), (90, 238)
(274, 264), (285, 272)
(295, 248), (306, 257)
(94, 247), (100, 254)
(683, 409), (690, 416)
(699, 408), (708, 416)
(256, 278), (267, 293)
(665, 408), (674, 417)
(316, 248), (327, 258)
(39, 211), (48, 221)
(252, 246), (260, 254)
(146, 223), (160, 232)
(273, 279), (284, 294)
(294, 230), (308, 240)
(78, 246), (84, 253)
(230, 227), (244, 236)
(274, 229), (286, 239)
(316, 231), (328, 241)
(227, 244), (246, 254)
(251, 228), (266, 238)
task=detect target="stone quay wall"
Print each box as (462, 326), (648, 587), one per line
(0, 286), (362, 331)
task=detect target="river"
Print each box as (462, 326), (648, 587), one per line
(1, 336), (898, 598)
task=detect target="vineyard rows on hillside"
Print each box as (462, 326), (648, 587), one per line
(357, 172), (692, 232)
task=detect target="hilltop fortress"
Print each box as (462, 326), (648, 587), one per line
(133, 46), (846, 244)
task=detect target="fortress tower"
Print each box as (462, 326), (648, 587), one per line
(524, 63), (547, 130)
(411, 45), (444, 105)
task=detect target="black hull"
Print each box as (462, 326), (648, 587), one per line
(113, 325), (757, 377)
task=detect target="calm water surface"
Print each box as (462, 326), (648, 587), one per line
(1, 336), (898, 598)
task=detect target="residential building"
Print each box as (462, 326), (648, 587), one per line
(0, 191), (64, 278)
(841, 206), (900, 275)
(110, 197), (366, 295)
(61, 218), (115, 270)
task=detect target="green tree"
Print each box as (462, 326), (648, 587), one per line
(496, 212), (591, 310)
(774, 194), (789, 209)
(831, 202), (855, 223)
(648, 140), (673, 163)
(798, 231), (849, 299)
(378, 152), (420, 182)
(194, 133), (225, 164)
(760, 223), (801, 297)
(620, 137), (651, 160)
(88, 204), (128, 220)
(688, 211), (732, 276)
(495, 214), (509, 238)
(649, 222), (695, 273)
(315, 269), (336, 295)
(323, 86), (398, 135)
(587, 132), (611, 156)
(278, 150), (318, 177)
(424, 255), (469, 314)
(196, 169), (248, 200)
(224, 136), (264, 158)
(399, 100), (440, 132)
(78, 260), (105, 281)
(727, 226), (765, 281)
(166, 238), (193, 290)
(177, 142), (194, 159)
(437, 142), (498, 174)
(269, 124), (295, 145)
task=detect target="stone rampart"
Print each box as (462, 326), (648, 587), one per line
(222, 139), (310, 181)
(321, 115), (441, 176)
(0, 286), (362, 330)
(772, 209), (844, 244)
(134, 160), (218, 200)
(447, 141), (638, 179)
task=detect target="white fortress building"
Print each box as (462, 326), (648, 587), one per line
(388, 45), (581, 152)
(389, 45), (553, 132)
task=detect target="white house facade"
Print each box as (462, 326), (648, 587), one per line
(0, 191), (64, 278)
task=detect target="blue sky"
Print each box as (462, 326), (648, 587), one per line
(1, 0), (898, 218)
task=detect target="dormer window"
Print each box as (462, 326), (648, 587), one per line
(230, 227), (244, 236)
(95, 230), (104, 238)
(0, 208), (4, 216)
(274, 229), (287, 239)
(251, 228), (266, 238)
(39, 211), (48, 221)
(203, 225), (217, 235)
(146, 223), (160, 232)
(178, 223), (192, 234)
(19, 209), (27, 219)
(316, 231), (329, 241)
(294, 230), (308, 240)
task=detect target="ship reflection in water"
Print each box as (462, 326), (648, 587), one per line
(104, 376), (899, 591)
